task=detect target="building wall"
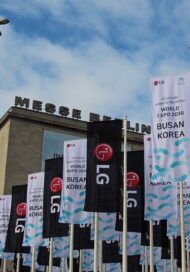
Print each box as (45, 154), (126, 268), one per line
(4, 118), (43, 194)
(0, 121), (10, 194)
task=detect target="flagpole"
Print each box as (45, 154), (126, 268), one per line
(61, 257), (65, 272)
(180, 182), (186, 272)
(31, 246), (35, 272)
(186, 248), (190, 272)
(170, 236), (174, 272)
(145, 246), (148, 272)
(16, 253), (20, 272)
(69, 224), (74, 272)
(79, 249), (82, 272)
(3, 259), (7, 272)
(99, 240), (103, 272)
(163, 259), (167, 272)
(149, 220), (154, 272)
(94, 212), (99, 272)
(122, 116), (128, 272)
(49, 238), (54, 272)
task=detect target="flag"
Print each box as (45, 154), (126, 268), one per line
(91, 213), (120, 241)
(102, 240), (121, 263)
(144, 134), (177, 221)
(43, 158), (69, 238)
(0, 195), (12, 254)
(150, 73), (190, 184)
(141, 220), (169, 248)
(23, 172), (48, 246)
(4, 185), (30, 253)
(59, 139), (92, 224)
(37, 246), (61, 267)
(74, 224), (94, 250)
(84, 120), (122, 212)
(116, 151), (144, 232)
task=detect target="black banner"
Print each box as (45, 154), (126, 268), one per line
(4, 185), (30, 253)
(116, 151), (144, 232)
(67, 257), (79, 272)
(102, 241), (121, 263)
(127, 255), (141, 272)
(84, 120), (122, 212)
(74, 224), (94, 250)
(37, 246), (61, 267)
(141, 220), (169, 247)
(43, 158), (69, 238)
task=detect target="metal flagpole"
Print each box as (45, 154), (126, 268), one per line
(69, 224), (74, 272)
(61, 257), (65, 272)
(122, 116), (128, 272)
(3, 259), (7, 272)
(145, 246), (148, 272)
(31, 246), (35, 272)
(99, 240), (103, 272)
(79, 249), (82, 272)
(16, 253), (20, 272)
(170, 236), (174, 272)
(94, 212), (99, 272)
(180, 182), (186, 272)
(49, 238), (54, 272)
(149, 220), (154, 272)
(186, 248), (190, 272)
(163, 259), (167, 272)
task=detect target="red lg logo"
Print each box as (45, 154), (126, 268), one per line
(50, 177), (62, 193)
(94, 143), (113, 162)
(154, 81), (158, 86)
(127, 172), (140, 188)
(16, 203), (27, 217)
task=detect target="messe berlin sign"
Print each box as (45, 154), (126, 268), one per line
(14, 96), (151, 134)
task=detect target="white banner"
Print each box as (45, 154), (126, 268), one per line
(59, 139), (92, 224)
(91, 213), (120, 241)
(150, 73), (190, 184)
(23, 172), (48, 246)
(0, 195), (12, 254)
(144, 134), (177, 221)
(119, 232), (142, 256)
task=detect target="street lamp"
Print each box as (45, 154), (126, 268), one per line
(0, 18), (9, 36)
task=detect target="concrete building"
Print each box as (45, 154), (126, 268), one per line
(0, 102), (146, 194)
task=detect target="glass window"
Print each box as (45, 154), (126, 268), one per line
(41, 130), (83, 170)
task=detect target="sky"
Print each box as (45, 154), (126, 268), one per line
(1, 0), (190, 125)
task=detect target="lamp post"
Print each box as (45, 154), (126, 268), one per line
(0, 18), (9, 36)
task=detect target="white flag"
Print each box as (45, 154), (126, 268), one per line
(59, 139), (92, 224)
(23, 172), (48, 246)
(0, 195), (12, 254)
(144, 134), (177, 221)
(150, 73), (190, 184)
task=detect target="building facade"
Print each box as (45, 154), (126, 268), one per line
(0, 104), (146, 195)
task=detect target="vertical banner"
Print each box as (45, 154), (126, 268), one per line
(150, 73), (190, 184)
(43, 158), (69, 238)
(23, 172), (48, 246)
(144, 134), (177, 220)
(59, 139), (92, 224)
(74, 224), (94, 250)
(0, 195), (12, 254)
(102, 240), (121, 263)
(4, 185), (30, 253)
(84, 120), (122, 212)
(116, 151), (144, 233)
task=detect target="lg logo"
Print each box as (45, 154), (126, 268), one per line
(50, 177), (62, 214)
(15, 203), (26, 233)
(95, 143), (113, 185)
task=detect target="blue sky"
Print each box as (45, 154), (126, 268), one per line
(1, 0), (190, 125)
